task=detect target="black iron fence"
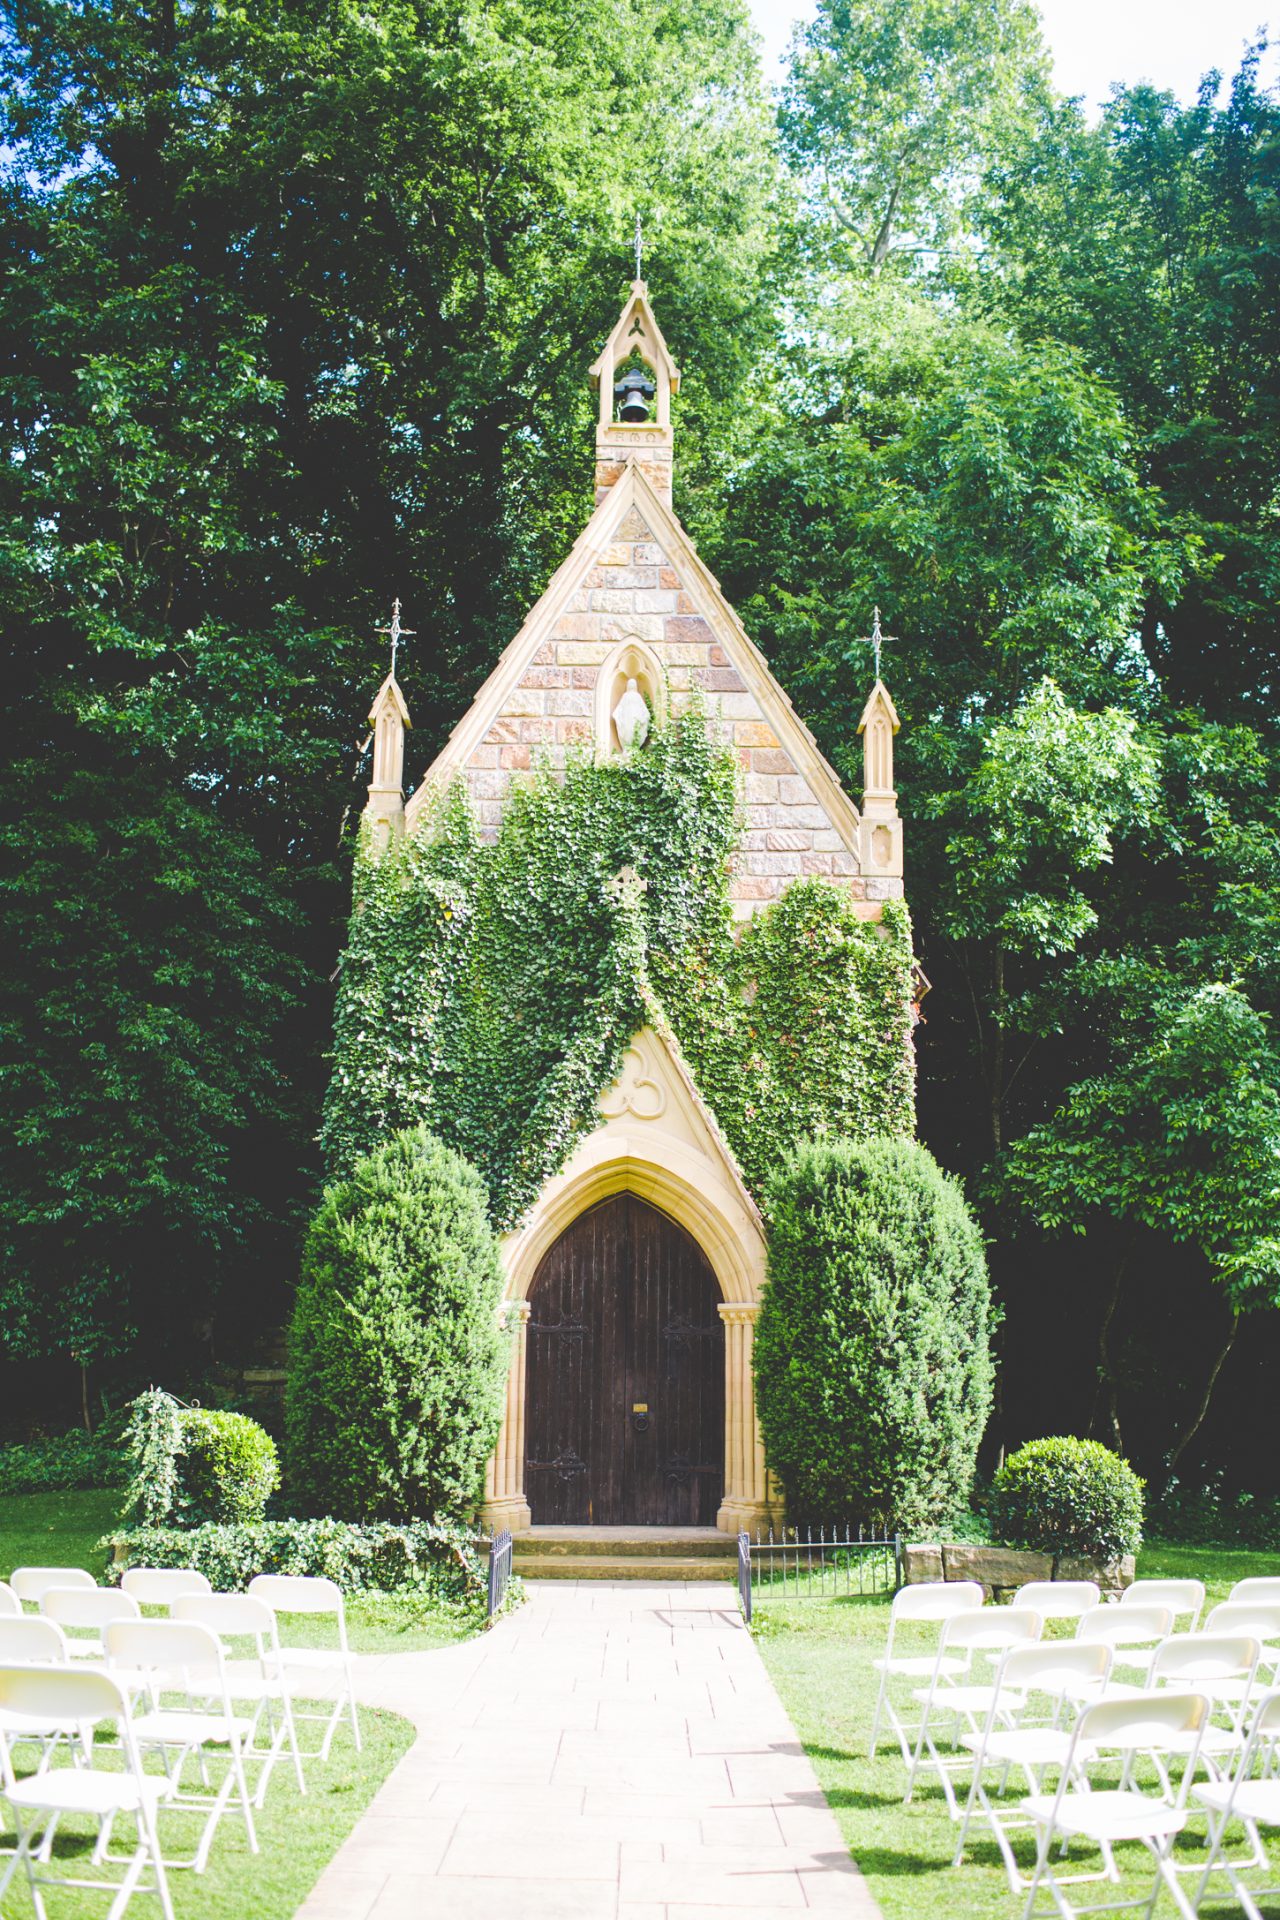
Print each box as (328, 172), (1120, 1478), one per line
(486, 1527), (513, 1620)
(737, 1525), (902, 1623)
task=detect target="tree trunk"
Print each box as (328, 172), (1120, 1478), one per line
(1166, 1305), (1240, 1474)
(79, 1360), (93, 1436)
(990, 947), (1005, 1154)
(1087, 1244), (1130, 1452)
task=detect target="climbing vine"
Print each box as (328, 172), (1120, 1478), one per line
(322, 709), (915, 1228)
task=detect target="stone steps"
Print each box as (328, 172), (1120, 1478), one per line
(512, 1526), (738, 1582)
(514, 1554), (737, 1582)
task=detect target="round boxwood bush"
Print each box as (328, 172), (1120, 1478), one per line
(120, 1390), (279, 1527)
(989, 1436), (1144, 1560)
(180, 1409), (279, 1524)
(286, 1126), (509, 1522)
(755, 1135), (994, 1531)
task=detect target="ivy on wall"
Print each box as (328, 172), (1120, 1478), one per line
(322, 710), (915, 1229)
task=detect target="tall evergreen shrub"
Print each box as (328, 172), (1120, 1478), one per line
(286, 1128), (509, 1521)
(755, 1137), (994, 1530)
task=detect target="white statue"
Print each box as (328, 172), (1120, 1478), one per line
(612, 676), (650, 754)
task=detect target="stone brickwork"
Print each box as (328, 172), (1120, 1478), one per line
(454, 504), (897, 918)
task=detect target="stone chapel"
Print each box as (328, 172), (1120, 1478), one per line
(359, 280), (906, 1536)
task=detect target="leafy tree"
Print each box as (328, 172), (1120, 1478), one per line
(286, 1128), (509, 1521)
(1005, 985), (1280, 1464)
(0, 742), (304, 1399)
(940, 681), (1161, 1153)
(781, 0), (1047, 272)
(755, 1136), (994, 1529)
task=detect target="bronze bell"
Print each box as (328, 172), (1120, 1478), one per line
(615, 366), (655, 423)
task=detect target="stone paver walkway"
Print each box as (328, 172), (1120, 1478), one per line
(296, 1581), (880, 1919)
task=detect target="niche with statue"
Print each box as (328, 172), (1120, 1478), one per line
(594, 639), (665, 756)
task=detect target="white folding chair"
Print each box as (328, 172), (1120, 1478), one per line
(121, 1569), (213, 1610)
(248, 1574), (362, 1758)
(1230, 1578), (1280, 1608)
(10, 1566), (96, 1608)
(173, 1592), (305, 1802)
(0, 1618), (74, 1788)
(1206, 1602), (1280, 1685)
(1193, 1688), (1280, 1920)
(106, 1618), (258, 1872)
(954, 1640), (1113, 1891)
(1121, 1578), (1205, 1633)
(42, 1584), (141, 1659)
(868, 1580), (984, 1762)
(0, 1665), (175, 1920)
(1020, 1690), (1211, 1920)
(0, 1584), (20, 1618)
(1013, 1580), (1101, 1623)
(906, 1605), (1044, 1813)
(1076, 1601), (1174, 1681)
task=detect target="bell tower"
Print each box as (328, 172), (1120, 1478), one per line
(588, 279), (681, 503)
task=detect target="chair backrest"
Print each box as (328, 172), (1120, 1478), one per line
(0, 1616), (69, 1663)
(248, 1574), (344, 1617)
(1230, 1579), (1280, 1609)
(174, 1590), (277, 1648)
(41, 1586), (140, 1632)
(940, 1604), (1042, 1656)
(1077, 1603), (1174, 1647)
(0, 1662), (129, 1734)
(886, 1580), (984, 1625)
(121, 1567), (213, 1606)
(1013, 1580), (1100, 1619)
(106, 1616), (225, 1682)
(999, 1639), (1112, 1698)
(1076, 1688), (1210, 1752)
(9, 1566), (96, 1605)
(1206, 1602), (1280, 1641)
(0, 1582), (19, 1617)
(1121, 1578), (1205, 1626)
(1150, 1633), (1260, 1688)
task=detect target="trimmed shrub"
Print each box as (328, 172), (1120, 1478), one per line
(179, 1410), (280, 1523)
(0, 1429), (126, 1495)
(105, 1517), (486, 1607)
(120, 1389), (279, 1527)
(755, 1136), (994, 1531)
(286, 1127), (509, 1522)
(989, 1437), (1144, 1560)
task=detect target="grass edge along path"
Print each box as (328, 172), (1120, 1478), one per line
(754, 1542), (1280, 1920)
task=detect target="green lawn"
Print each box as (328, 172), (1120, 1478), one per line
(0, 1710), (414, 1920)
(0, 1489), (478, 1653)
(0, 1486), (487, 1917)
(755, 1542), (1280, 1920)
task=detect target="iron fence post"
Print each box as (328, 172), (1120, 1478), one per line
(737, 1529), (752, 1624)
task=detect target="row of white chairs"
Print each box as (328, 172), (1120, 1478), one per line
(870, 1573), (1280, 1919)
(0, 1564), (364, 1919)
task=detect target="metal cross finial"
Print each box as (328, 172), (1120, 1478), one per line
(859, 605), (890, 684)
(375, 597), (416, 676)
(634, 213), (643, 282)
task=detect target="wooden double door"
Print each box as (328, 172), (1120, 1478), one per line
(524, 1193), (725, 1526)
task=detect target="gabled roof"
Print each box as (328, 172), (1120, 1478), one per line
(369, 673), (411, 728)
(588, 280), (681, 395)
(858, 679), (900, 735)
(405, 460), (862, 857)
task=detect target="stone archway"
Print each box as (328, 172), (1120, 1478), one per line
(480, 1028), (776, 1535)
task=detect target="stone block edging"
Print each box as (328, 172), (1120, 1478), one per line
(902, 1541), (1135, 1601)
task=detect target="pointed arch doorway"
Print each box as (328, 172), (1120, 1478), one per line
(524, 1192), (724, 1526)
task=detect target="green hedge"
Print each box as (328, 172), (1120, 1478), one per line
(105, 1518), (487, 1606)
(989, 1437), (1144, 1560)
(0, 1430), (126, 1495)
(287, 1127), (509, 1523)
(755, 1135), (994, 1531)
